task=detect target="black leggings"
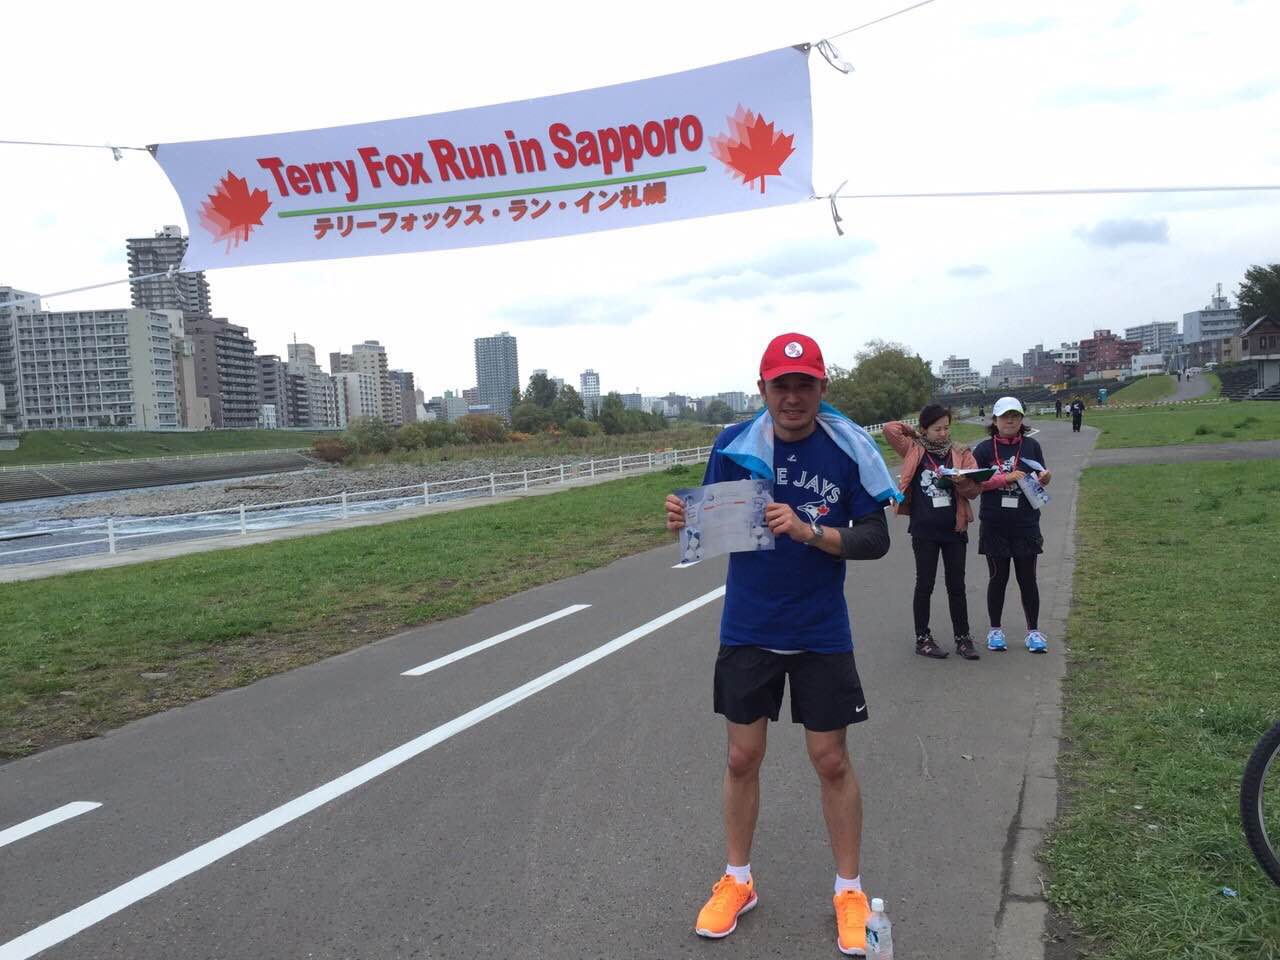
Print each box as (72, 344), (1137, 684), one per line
(911, 538), (969, 636)
(986, 555), (1040, 630)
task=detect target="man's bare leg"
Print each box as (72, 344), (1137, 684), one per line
(724, 718), (768, 866)
(805, 727), (862, 878)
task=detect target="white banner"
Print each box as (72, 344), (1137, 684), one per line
(153, 47), (813, 272)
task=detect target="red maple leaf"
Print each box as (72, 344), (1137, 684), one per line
(198, 170), (272, 250)
(710, 106), (796, 193)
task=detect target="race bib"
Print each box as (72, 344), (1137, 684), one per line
(931, 495), (952, 508)
(1001, 496), (1020, 509)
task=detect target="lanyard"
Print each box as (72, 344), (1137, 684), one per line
(922, 448), (952, 473)
(992, 436), (1023, 473)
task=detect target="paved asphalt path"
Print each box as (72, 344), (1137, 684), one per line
(1170, 372), (1212, 402)
(0, 420), (1094, 960)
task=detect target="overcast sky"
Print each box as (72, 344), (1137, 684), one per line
(4, 0), (1278, 400)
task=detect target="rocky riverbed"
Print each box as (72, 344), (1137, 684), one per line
(53, 455), (637, 519)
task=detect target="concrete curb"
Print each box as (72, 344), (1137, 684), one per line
(991, 425), (1093, 958)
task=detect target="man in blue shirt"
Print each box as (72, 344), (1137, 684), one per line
(664, 333), (891, 956)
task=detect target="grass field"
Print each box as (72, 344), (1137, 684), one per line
(0, 464), (703, 760)
(0, 429), (339, 467)
(1088, 401), (1280, 449)
(1203, 372), (1223, 399)
(1044, 460), (1280, 959)
(1110, 374), (1177, 403)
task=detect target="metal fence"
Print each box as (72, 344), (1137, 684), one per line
(1, 420), (913, 570)
(1, 445), (715, 567)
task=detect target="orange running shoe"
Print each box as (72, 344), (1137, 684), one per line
(833, 888), (870, 956)
(694, 874), (757, 938)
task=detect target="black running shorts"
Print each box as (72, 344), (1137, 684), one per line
(713, 644), (869, 732)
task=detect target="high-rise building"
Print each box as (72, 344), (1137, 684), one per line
(1124, 321), (1180, 354)
(389, 369), (418, 424)
(168, 313), (211, 429)
(188, 316), (259, 428)
(717, 391), (748, 413)
(257, 355), (288, 427)
(1079, 329), (1143, 374)
(329, 351), (354, 374)
(0, 287), (41, 431)
(288, 342), (336, 428)
(334, 370), (380, 422)
(580, 369), (601, 417)
(126, 225), (213, 319)
(352, 340), (398, 425)
(474, 332), (519, 421)
(14, 308), (179, 430)
(620, 392), (644, 411)
(1183, 284), (1242, 344)
(939, 355), (982, 393)
(989, 358), (1026, 385)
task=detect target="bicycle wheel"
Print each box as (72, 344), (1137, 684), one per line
(1241, 720), (1280, 886)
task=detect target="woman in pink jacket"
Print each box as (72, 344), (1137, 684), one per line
(883, 406), (983, 660)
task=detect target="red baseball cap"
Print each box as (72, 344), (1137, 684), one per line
(759, 333), (827, 382)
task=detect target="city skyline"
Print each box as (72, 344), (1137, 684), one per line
(4, 1), (1277, 402)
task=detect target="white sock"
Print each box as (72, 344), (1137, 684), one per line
(726, 863), (751, 884)
(834, 873), (862, 894)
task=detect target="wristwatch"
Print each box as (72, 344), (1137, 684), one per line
(806, 520), (824, 545)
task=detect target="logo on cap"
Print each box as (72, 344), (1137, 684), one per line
(783, 341), (804, 358)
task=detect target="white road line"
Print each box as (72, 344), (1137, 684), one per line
(671, 560), (700, 569)
(0, 803), (101, 850)
(0, 586), (725, 960)
(400, 604), (590, 676)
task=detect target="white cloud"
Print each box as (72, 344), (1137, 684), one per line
(1074, 218), (1170, 247)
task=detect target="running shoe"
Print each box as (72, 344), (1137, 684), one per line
(955, 634), (981, 660)
(695, 874), (757, 939)
(986, 628), (1007, 652)
(915, 629), (949, 659)
(1025, 630), (1048, 654)
(833, 889), (871, 956)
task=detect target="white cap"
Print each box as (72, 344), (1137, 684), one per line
(871, 897), (885, 912)
(992, 396), (1024, 417)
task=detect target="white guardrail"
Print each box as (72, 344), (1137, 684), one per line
(1, 423), (906, 568)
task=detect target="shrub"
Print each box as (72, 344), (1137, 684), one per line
(343, 417), (394, 455)
(564, 418), (596, 437)
(311, 437), (351, 463)
(456, 414), (508, 445)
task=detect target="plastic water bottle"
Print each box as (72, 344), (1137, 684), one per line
(866, 897), (893, 958)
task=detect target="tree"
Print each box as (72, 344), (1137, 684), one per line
(551, 384), (585, 426)
(825, 340), (934, 424)
(510, 401), (555, 433)
(702, 399), (733, 424)
(521, 372), (559, 409)
(343, 416), (394, 455)
(1237, 264), (1280, 326)
(597, 392), (628, 435)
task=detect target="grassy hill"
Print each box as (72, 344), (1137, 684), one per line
(0, 430), (339, 468)
(1108, 374), (1176, 403)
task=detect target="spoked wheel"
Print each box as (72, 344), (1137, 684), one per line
(1241, 720), (1280, 886)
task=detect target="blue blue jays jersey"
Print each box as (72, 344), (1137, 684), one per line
(704, 421), (881, 653)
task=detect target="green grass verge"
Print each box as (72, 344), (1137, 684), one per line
(0, 464), (703, 760)
(1110, 374), (1177, 403)
(0, 429), (340, 467)
(1203, 372), (1223, 400)
(1088, 401), (1280, 449)
(1044, 460), (1280, 959)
